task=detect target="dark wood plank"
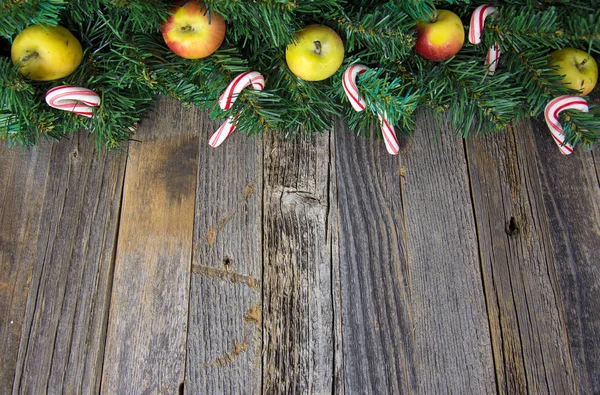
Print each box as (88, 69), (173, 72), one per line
(185, 117), (263, 394)
(6, 134), (125, 394)
(101, 98), (198, 394)
(466, 121), (576, 394)
(0, 141), (53, 394)
(399, 115), (495, 393)
(262, 131), (338, 393)
(333, 121), (414, 394)
(531, 119), (600, 394)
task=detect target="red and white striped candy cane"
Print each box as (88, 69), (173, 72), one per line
(342, 64), (400, 155)
(544, 95), (589, 155)
(485, 43), (501, 75)
(209, 71), (265, 147)
(469, 5), (500, 75)
(342, 63), (368, 111)
(45, 85), (100, 118)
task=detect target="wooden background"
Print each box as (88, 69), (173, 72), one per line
(1, 98), (599, 394)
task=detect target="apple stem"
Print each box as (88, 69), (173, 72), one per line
(314, 41), (321, 55)
(580, 58), (588, 68)
(431, 11), (438, 23)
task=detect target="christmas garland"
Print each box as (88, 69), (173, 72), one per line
(1, 0), (599, 153)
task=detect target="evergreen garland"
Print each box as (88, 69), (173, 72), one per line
(1, 0), (599, 150)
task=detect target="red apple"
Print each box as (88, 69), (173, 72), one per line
(414, 10), (465, 61)
(162, 1), (226, 59)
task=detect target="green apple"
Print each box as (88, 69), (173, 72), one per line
(549, 48), (598, 96)
(414, 10), (465, 61)
(161, 0), (226, 59)
(11, 25), (83, 81)
(285, 24), (345, 81)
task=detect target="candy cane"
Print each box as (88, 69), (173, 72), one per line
(469, 5), (501, 75)
(544, 95), (589, 155)
(469, 5), (497, 44)
(209, 71), (265, 147)
(45, 85), (100, 118)
(486, 43), (501, 75)
(342, 63), (368, 111)
(342, 64), (400, 155)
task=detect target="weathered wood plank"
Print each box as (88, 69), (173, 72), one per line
(400, 115), (495, 393)
(262, 131), (337, 394)
(594, 148), (599, 185)
(7, 134), (125, 394)
(333, 122), (414, 394)
(185, 117), (263, 394)
(0, 142), (52, 394)
(531, 119), (600, 394)
(101, 98), (198, 394)
(466, 121), (576, 394)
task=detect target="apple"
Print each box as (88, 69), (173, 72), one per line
(162, 0), (226, 59)
(549, 48), (598, 96)
(11, 25), (83, 81)
(285, 24), (345, 81)
(414, 10), (465, 61)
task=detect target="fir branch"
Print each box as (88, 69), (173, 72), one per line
(560, 105), (600, 147)
(0, 0), (65, 39)
(335, 2), (415, 62)
(334, 66), (421, 136)
(493, 6), (568, 51)
(400, 0), (436, 21)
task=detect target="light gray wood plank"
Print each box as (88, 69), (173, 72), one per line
(262, 131), (337, 394)
(0, 141), (53, 394)
(334, 121), (415, 394)
(531, 119), (600, 394)
(185, 116), (262, 394)
(8, 134), (125, 394)
(400, 114), (496, 393)
(466, 120), (576, 394)
(101, 98), (198, 394)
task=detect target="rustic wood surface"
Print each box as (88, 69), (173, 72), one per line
(1, 98), (599, 394)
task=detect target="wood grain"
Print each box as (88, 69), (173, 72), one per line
(333, 121), (414, 394)
(101, 99), (199, 394)
(7, 135), (125, 394)
(262, 131), (337, 394)
(466, 120), (576, 394)
(531, 119), (600, 394)
(185, 115), (263, 394)
(399, 114), (496, 393)
(0, 141), (52, 394)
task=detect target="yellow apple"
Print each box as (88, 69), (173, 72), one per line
(11, 25), (83, 81)
(161, 0), (226, 59)
(549, 48), (598, 96)
(285, 24), (345, 81)
(414, 10), (465, 61)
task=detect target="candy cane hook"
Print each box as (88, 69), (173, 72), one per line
(469, 5), (501, 75)
(544, 95), (589, 155)
(45, 85), (101, 118)
(342, 64), (400, 155)
(209, 71), (265, 147)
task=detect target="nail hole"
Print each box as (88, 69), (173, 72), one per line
(179, 382), (184, 395)
(505, 216), (519, 236)
(223, 256), (233, 267)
